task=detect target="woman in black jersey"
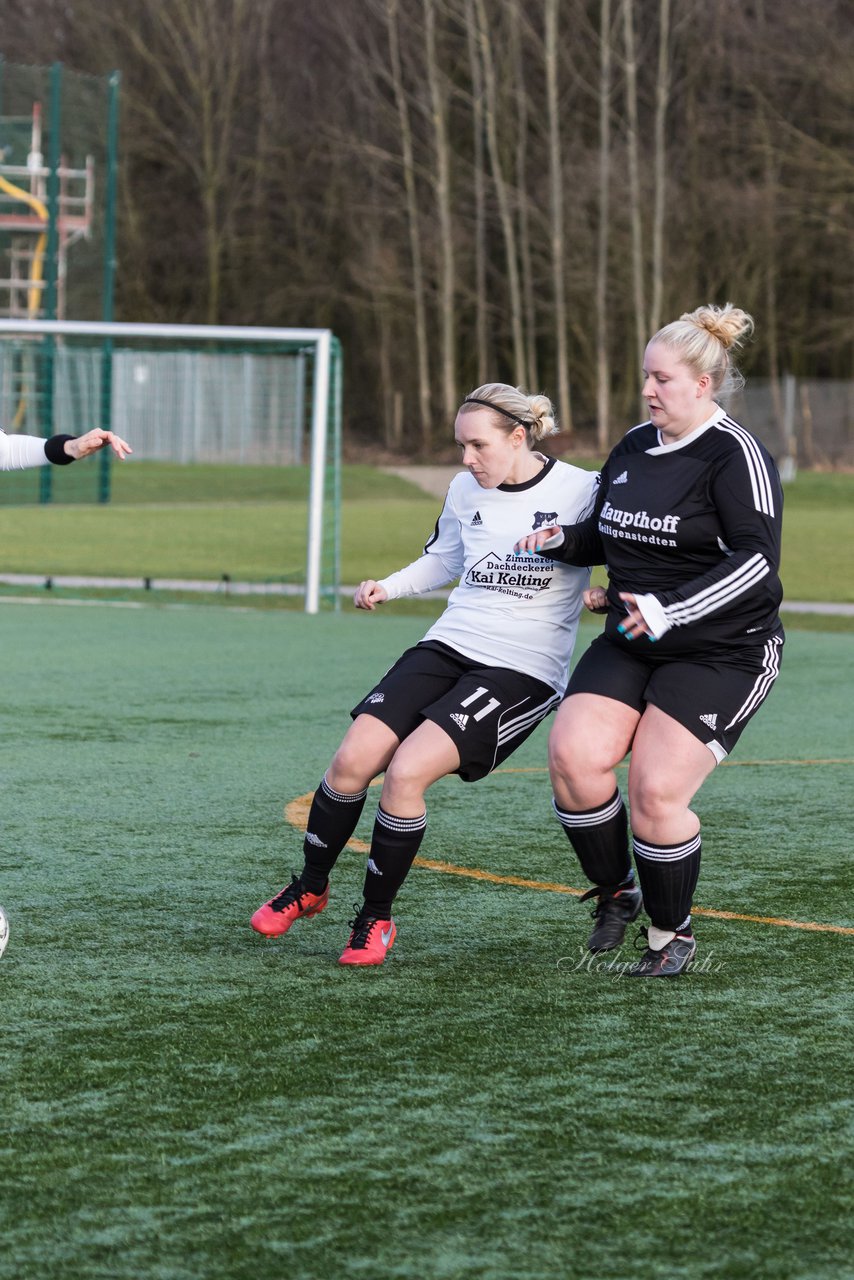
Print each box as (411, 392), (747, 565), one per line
(516, 304), (784, 977)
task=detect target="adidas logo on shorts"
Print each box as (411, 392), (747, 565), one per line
(699, 713), (718, 730)
(450, 712), (469, 730)
(367, 692), (385, 704)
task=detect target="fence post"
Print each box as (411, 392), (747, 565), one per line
(779, 373), (797, 481)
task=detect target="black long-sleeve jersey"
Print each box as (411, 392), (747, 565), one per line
(548, 407), (784, 658)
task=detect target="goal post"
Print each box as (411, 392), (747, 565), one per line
(0, 318), (342, 613)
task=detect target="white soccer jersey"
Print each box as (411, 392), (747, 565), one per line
(378, 457), (598, 693)
(0, 430), (50, 470)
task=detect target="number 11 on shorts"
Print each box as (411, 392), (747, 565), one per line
(459, 687), (501, 720)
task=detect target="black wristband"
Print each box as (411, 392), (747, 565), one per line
(44, 434), (77, 465)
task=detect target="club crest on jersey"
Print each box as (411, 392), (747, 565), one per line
(532, 510), (558, 530)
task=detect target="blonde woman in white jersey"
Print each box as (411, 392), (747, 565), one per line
(251, 383), (598, 966)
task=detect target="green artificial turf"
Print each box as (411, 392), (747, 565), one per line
(0, 603), (851, 1279)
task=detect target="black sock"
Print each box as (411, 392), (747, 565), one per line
(300, 773), (368, 893)
(552, 790), (633, 892)
(361, 806), (427, 918)
(632, 832), (701, 933)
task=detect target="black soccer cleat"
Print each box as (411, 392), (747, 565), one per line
(579, 883), (643, 952)
(629, 929), (697, 978)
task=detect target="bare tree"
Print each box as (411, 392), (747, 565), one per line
(464, 0), (490, 386)
(510, 0), (538, 392)
(424, 0), (457, 422)
(595, 0), (613, 450)
(386, 0), (433, 448)
(545, 0), (572, 432)
(9, 0), (850, 450)
(474, 0), (527, 384)
(126, 0), (258, 324)
(621, 0), (647, 400)
(648, 0), (671, 335)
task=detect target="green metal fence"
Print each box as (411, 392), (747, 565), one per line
(0, 57), (119, 503)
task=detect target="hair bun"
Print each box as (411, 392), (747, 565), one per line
(525, 392), (558, 442)
(683, 303), (754, 351)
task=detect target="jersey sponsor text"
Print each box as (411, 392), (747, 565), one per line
(601, 500), (681, 534)
(465, 551), (553, 598)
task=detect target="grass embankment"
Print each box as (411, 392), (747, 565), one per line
(0, 462), (849, 610)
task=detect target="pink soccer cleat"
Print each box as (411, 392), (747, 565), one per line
(251, 875), (329, 937)
(338, 905), (396, 966)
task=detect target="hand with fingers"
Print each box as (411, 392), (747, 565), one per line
(583, 586), (609, 614)
(616, 591), (654, 640)
(64, 429), (133, 461)
(354, 580), (389, 611)
(513, 525), (564, 557)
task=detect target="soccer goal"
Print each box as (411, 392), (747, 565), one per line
(0, 319), (342, 613)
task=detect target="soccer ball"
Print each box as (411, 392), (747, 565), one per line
(0, 906), (8, 960)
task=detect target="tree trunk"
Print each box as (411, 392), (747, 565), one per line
(511, 1), (537, 391)
(622, 0), (647, 408)
(595, 0), (613, 452)
(649, 0), (671, 335)
(465, 0), (490, 387)
(545, 0), (572, 433)
(424, 0), (457, 421)
(474, 0), (527, 385)
(386, 0), (433, 448)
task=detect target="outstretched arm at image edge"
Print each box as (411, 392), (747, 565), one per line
(0, 430), (64, 471)
(0, 429), (133, 471)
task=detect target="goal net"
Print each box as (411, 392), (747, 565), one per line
(0, 319), (342, 612)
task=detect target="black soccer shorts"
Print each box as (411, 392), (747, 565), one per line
(351, 640), (560, 782)
(566, 631), (784, 761)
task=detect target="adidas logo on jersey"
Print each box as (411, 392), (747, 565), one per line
(699, 713), (718, 730)
(366, 692), (385, 704)
(450, 712), (469, 730)
(471, 511), (483, 526)
(613, 470), (629, 484)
